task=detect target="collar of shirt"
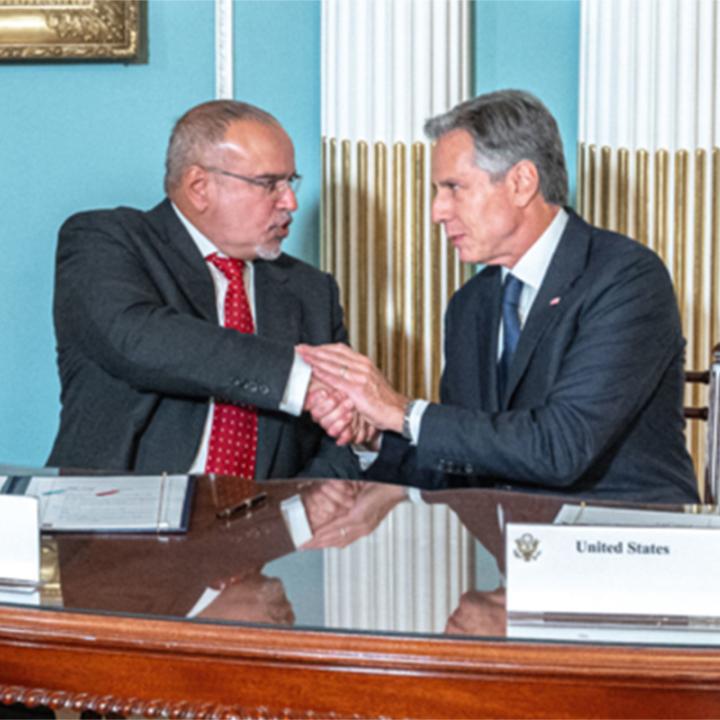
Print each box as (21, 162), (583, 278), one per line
(170, 202), (255, 318)
(171, 202), (255, 270)
(501, 207), (569, 326)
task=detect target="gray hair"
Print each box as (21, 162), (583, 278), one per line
(424, 89), (568, 205)
(164, 100), (279, 193)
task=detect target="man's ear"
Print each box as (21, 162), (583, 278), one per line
(507, 160), (541, 207)
(181, 165), (212, 213)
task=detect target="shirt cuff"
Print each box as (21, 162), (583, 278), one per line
(280, 494), (313, 547)
(406, 486), (424, 503)
(280, 352), (312, 416)
(186, 586), (222, 618)
(408, 399), (430, 446)
(352, 444), (380, 471)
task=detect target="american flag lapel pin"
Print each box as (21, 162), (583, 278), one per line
(549, 296), (561, 306)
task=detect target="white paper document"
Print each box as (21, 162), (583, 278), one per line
(1, 475), (193, 533)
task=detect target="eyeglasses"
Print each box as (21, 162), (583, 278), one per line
(204, 166), (302, 195)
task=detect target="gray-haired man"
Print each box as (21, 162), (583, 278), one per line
(302, 89), (698, 503)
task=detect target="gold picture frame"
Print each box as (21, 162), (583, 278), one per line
(0, 0), (145, 61)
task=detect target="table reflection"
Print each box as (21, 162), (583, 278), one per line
(1, 471), (707, 645)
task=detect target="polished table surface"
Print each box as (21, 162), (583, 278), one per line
(2, 471), (720, 718)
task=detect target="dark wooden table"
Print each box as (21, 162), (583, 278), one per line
(1, 476), (719, 719)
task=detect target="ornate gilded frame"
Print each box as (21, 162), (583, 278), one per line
(0, 0), (145, 61)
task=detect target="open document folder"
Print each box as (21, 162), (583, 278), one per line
(0, 474), (194, 533)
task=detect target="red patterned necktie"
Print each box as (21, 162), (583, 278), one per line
(204, 253), (258, 478)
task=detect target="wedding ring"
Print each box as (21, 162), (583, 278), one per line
(340, 527), (348, 537)
(340, 365), (349, 379)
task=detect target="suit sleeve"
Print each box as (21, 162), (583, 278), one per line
(368, 248), (684, 490)
(54, 213), (294, 412)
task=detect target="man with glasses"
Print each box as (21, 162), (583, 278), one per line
(47, 100), (360, 482)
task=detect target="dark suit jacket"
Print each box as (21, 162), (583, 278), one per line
(47, 199), (359, 480)
(369, 210), (699, 503)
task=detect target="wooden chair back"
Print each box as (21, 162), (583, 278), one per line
(685, 344), (720, 503)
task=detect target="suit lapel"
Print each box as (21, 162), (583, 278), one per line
(252, 258), (300, 479)
(253, 257), (298, 341)
(503, 211), (591, 405)
(444, 267), (503, 412)
(147, 204), (303, 479)
(147, 200), (217, 322)
(477, 268), (503, 412)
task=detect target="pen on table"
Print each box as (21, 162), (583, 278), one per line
(216, 492), (268, 519)
(42, 489), (66, 496)
(96, 489), (120, 497)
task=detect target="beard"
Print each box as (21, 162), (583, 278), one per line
(255, 239), (283, 261)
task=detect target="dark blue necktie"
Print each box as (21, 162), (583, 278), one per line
(498, 273), (523, 402)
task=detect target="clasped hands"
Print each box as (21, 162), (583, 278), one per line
(299, 343), (408, 447)
(301, 479), (407, 549)
(296, 345), (410, 549)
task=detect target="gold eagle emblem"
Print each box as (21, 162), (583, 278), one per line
(513, 532), (541, 562)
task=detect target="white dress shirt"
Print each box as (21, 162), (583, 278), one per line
(497, 207), (569, 358)
(171, 204), (311, 473)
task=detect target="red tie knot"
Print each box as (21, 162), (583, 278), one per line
(207, 252), (245, 282)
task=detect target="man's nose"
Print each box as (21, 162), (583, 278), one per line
(431, 193), (450, 224)
(276, 185), (298, 211)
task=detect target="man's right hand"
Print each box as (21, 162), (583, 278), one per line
(304, 375), (379, 447)
(303, 376), (355, 444)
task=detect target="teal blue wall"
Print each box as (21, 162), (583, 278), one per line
(1, 1), (215, 465)
(234, 0), (321, 265)
(474, 0), (580, 201)
(0, 0), (320, 466)
(0, 0), (578, 467)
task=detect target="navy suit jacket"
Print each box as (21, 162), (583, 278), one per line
(368, 210), (698, 503)
(47, 199), (359, 480)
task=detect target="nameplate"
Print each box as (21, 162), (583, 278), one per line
(0, 495), (40, 605)
(506, 523), (720, 621)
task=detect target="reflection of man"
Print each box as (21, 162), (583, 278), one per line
(445, 589), (506, 637)
(57, 477), (334, 622)
(47, 100), (358, 480)
(194, 571), (295, 626)
(303, 90), (698, 503)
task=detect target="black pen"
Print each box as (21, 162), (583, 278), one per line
(216, 492), (267, 519)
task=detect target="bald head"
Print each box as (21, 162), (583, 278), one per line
(164, 100), (280, 194)
(167, 104), (299, 262)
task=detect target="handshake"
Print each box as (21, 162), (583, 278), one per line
(297, 343), (411, 448)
